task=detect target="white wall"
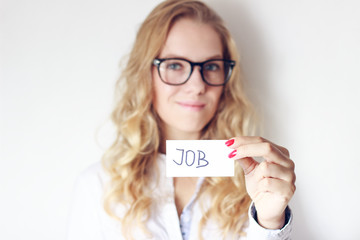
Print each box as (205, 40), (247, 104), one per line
(1, 0), (359, 239)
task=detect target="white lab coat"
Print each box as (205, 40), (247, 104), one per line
(67, 154), (292, 240)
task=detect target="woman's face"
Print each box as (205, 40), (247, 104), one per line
(152, 18), (224, 140)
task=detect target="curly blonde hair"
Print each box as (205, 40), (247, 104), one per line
(102, 0), (256, 239)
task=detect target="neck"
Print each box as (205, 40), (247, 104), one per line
(159, 126), (201, 154)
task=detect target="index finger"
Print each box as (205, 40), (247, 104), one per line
(226, 136), (290, 158)
(226, 136), (294, 169)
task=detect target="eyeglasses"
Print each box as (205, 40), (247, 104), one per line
(153, 58), (235, 86)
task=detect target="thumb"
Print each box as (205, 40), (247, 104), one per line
(238, 157), (258, 175)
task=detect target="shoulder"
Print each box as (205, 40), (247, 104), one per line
(73, 162), (109, 196)
(79, 161), (108, 179)
(68, 162), (113, 239)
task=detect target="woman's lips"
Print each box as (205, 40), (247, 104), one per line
(177, 101), (206, 111)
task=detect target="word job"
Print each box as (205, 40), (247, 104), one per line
(173, 148), (209, 168)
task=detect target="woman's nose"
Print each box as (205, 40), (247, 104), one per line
(184, 66), (206, 94)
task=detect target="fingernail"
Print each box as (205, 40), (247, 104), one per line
(225, 139), (235, 147)
(228, 150), (237, 158)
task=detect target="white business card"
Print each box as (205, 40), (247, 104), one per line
(166, 140), (234, 177)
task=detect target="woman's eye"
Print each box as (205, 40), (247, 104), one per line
(205, 63), (220, 71)
(166, 62), (183, 70)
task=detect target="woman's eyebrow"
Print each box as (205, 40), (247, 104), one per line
(158, 54), (224, 60)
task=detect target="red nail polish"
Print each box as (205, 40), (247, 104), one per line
(225, 139), (235, 147)
(228, 150), (237, 158)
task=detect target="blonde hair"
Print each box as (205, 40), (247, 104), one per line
(102, 0), (256, 239)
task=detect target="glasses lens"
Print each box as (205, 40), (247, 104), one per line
(158, 59), (191, 85)
(203, 60), (231, 86)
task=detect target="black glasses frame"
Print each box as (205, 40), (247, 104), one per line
(153, 58), (236, 86)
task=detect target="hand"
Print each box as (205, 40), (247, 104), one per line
(226, 136), (296, 229)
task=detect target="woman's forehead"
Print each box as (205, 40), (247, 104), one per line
(159, 18), (223, 61)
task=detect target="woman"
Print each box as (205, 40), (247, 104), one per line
(68, 0), (296, 239)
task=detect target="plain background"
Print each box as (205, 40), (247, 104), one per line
(1, 0), (359, 239)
